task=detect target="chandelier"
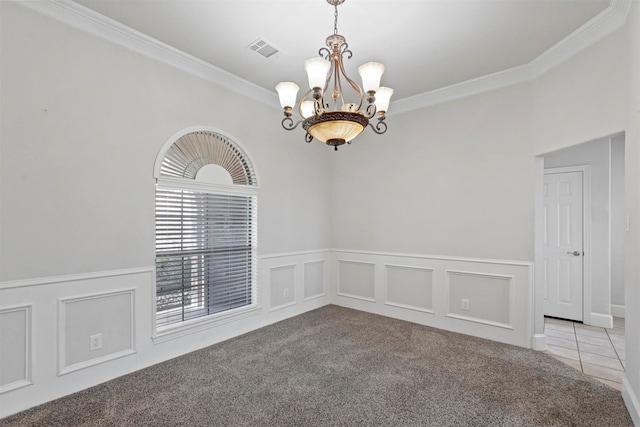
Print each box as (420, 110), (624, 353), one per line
(275, 0), (393, 151)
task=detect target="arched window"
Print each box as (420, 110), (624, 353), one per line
(153, 129), (258, 329)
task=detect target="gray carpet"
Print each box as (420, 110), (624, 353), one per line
(1, 305), (633, 426)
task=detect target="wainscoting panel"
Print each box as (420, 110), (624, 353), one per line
(269, 265), (296, 311)
(58, 290), (135, 375)
(385, 265), (434, 313)
(304, 260), (326, 301)
(0, 251), (332, 418)
(446, 271), (512, 328)
(259, 250), (331, 324)
(0, 268), (152, 419)
(337, 260), (376, 302)
(330, 250), (532, 348)
(0, 305), (31, 394)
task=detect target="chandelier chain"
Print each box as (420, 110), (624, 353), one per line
(334, 4), (339, 35)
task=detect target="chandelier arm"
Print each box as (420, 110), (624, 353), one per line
(313, 54), (333, 110)
(296, 88), (314, 117)
(332, 59), (342, 109)
(313, 98), (325, 115)
(336, 51), (365, 108)
(319, 47), (331, 60)
(369, 116), (388, 134)
(282, 116), (303, 131)
(339, 38), (353, 60)
(364, 103), (377, 119)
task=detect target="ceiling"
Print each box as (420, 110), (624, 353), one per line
(72, 0), (610, 103)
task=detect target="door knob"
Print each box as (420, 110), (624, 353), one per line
(566, 251), (581, 256)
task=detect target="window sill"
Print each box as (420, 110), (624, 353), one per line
(152, 304), (262, 344)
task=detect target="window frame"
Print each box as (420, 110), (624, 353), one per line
(152, 127), (260, 342)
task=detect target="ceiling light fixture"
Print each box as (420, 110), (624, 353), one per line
(276, 0), (393, 151)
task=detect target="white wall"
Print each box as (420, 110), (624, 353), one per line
(622, 1), (640, 423)
(0, 2), (332, 282)
(330, 82), (535, 261)
(531, 27), (627, 154)
(610, 135), (626, 316)
(0, 2), (332, 417)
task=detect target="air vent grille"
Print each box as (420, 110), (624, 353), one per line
(247, 38), (279, 58)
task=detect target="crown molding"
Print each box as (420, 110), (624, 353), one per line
(391, 64), (533, 115)
(529, 0), (631, 77)
(18, 0), (280, 110)
(18, 0), (632, 115)
(391, 0), (631, 114)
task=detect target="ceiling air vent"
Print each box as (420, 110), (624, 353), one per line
(247, 38), (279, 59)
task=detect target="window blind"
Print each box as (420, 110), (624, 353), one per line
(155, 187), (257, 328)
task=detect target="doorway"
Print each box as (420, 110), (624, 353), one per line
(542, 167), (589, 322)
(533, 134), (625, 351)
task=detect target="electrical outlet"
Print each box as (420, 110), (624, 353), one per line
(90, 333), (102, 351)
(283, 288), (289, 298)
(461, 299), (470, 311)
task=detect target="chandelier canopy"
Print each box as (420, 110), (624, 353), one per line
(276, 0), (393, 151)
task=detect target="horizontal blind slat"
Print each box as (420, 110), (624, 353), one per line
(155, 186), (256, 326)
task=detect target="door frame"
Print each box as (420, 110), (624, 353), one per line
(532, 161), (592, 349)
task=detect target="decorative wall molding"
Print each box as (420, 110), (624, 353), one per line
(384, 264), (435, 314)
(259, 250), (331, 325)
(18, 0), (278, 109)
(0, 266), (154, 290)
(392, 64), (533, 114)
(330, 250), (532, 348)
(57, 289), (136, 375)
(259, 249), (331, 260)
(392, 0), (632, 114)
(303, 260), (327, 301)
(18, 0), (632, 116)
(445, 270), (514, 329)
(268, 264), (297, 312)
(331, 249), (532, 267)
(529, 0), (630, 77)
(336, 260), (377, 302)
(0, 265), (272, 418)
(0, 305), (32, 394)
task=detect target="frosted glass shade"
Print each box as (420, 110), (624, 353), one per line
(374, 87), (394, 113)
(304, 57), (331, 89)
(275, 82), (300, 109)
(300, 100), (315, 118)
(358, 62), (385, 93)
(307, 120), (364, 143)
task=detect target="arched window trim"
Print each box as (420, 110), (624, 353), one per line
(153, 126), (260, 188)
(152, 127), (260, 339)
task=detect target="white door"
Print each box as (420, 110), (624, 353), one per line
(543, 171), (584, 321)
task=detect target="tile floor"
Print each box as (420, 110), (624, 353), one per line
(544, 316), (626, 390)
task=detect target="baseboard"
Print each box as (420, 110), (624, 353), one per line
(531, 334), (547, 351)
(622, 378), (640, 427)
(589, 312), (613, 328)
(611, 304), (626, 318)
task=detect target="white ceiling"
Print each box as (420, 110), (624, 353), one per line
(72, 0), (610, 102)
